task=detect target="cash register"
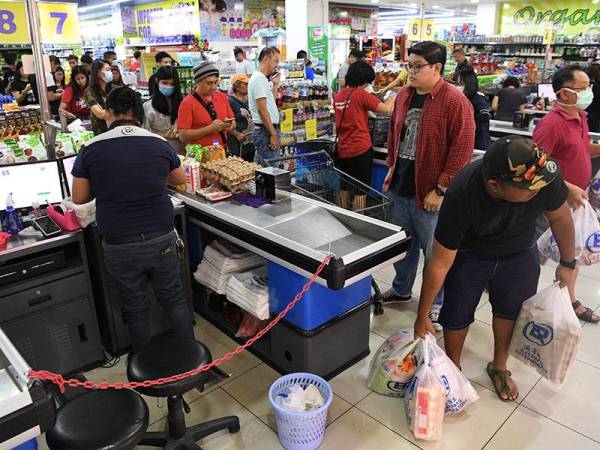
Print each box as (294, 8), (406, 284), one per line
(0, 326), (55, 448)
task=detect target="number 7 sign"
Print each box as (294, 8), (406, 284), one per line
(39, 2), (79, 44)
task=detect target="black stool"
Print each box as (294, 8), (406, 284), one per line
(127, 336), (240, 450)
(46, 389), (149, 450)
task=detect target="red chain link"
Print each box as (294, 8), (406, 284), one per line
(29, 255), (332, 393)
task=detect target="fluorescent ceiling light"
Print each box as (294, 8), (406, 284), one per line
(371, 0), (379, 3)
(470, 0), (479, 3)
(432, 5), (440, 9)
(78, 0), (127, 13)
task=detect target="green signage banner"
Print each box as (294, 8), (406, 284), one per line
(501, 1), (600, 35)
(308, 25), (329, 73)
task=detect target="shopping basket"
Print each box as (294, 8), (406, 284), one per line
(266, 150), (392, 222)
(269, 372), (333, 450)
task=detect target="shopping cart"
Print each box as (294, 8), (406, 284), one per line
(266, 150), (393, 314)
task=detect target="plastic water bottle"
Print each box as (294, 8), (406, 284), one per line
(2, 193), (23, 235)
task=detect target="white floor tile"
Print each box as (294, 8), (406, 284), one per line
(320, 408), (419, 450)
(370, 299), (419, 339)
(329, 332), (386, 405)
(485, 406), (600, 450)
(145, 388), (282, 450)
(523, 359), (600, 442)
(356, 383), (516, 450)
(222, 363), (351, 432)
(578, 312), (600, 369)
(439, 320), (541, 402)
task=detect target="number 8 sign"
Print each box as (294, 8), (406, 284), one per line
(0, 2), (79, 45)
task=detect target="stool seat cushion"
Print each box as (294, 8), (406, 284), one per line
(127, 336), (212, 397)
(46, 389), (148, 450)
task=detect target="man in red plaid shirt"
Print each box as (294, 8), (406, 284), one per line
(381, 41), (475, 330)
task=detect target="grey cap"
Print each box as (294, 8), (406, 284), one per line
(193, 61), (219, 81)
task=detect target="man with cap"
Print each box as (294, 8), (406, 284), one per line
(228, 73), (254, 161)
(414, 136), (576, 402)
(178, 61), (235, 147)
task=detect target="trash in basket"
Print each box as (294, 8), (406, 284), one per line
(269, 372), (333, 450)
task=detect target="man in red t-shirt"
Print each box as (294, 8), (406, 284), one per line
(334, 60), (395, 187)
(533, 65), (600, 323)
(178, 61), (235, 147)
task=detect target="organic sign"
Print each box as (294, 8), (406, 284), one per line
(134, 0), (199, 41)
(501, 1), (600, 35)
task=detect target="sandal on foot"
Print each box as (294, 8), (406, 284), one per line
(573, 301), (600, 323)
(486, 362), (518, 402)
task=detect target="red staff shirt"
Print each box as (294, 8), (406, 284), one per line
(533, 104), (592, 190)
(334, 87), (381, 159)
(61, 85), (90, 118)
(178, 91), (234, 147)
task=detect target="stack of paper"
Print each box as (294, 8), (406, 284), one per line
(226, 266), (269, 320)
(193, 240), (264, 294)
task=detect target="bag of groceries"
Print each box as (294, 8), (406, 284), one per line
(509, 283), (581, 384)
(427, 335), (479, 414)
(405, 336), (445, 441)
(588, 169), (600, 210)
(367, 329), (419, 397)
(537, 201), (600, 266)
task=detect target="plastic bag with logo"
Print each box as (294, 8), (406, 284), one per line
(588, 169), (600, 210)
(404, 337), (445, 441)
(509, 283), (582, 384)
(537, 201), (600, 266)
(426, 334), (479, 414)
(367, 329), (419, 397)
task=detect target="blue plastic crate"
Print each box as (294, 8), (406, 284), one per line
(268, 261), (371, 331)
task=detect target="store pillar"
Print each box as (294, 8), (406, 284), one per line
(475, 3), (500, 35)
(285, 0), (328, 59)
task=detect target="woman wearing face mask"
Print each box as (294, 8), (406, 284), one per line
(85, 60), (113, 135)
(111, 65), (125, 87)
(143, 66), (184, 153)
(60, 65), (90, 120)
(458, 68), (491, 150)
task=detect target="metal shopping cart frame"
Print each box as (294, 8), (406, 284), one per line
(266, 150), (394, 315)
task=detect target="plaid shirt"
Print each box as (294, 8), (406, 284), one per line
(385, 78), (475, 210)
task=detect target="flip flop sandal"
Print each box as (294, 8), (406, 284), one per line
(573, 301), (600, 323)
(487, 362), (519, 402)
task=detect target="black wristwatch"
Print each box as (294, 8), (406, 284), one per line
(435, 186), (446, 197)
(559, 258), (577, 270)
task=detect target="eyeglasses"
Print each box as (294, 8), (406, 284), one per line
(406, 62), (433, 73)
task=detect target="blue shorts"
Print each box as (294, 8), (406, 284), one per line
(439, 246), (540, 330)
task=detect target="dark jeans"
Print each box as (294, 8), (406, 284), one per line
(102, 231), (194, 350)
(252, 125), (279, 166)
(439, 246), (540, 330)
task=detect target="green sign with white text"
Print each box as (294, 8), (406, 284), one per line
(308, 25), (329, 73)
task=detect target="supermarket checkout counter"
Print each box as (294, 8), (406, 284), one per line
(490, 119), (600, 142)
(175, 190), (411, 378)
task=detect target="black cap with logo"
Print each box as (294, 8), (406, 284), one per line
(482, 135), (560, 191)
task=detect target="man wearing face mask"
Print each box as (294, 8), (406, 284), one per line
(533, 65), (600, 323)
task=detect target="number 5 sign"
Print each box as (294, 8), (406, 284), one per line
(0, 1), (79, 45)
(408, 18), (435, 42)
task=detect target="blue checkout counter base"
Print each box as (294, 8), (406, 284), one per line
(193, 284), (371, 380)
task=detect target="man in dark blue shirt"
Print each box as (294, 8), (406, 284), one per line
(72, 86), (193, 349)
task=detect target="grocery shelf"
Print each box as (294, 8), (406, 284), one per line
(452, 41), (600, 47)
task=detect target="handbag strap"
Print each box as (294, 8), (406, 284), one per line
(192, 92), (227, 145)
(335, 88), (354, 146)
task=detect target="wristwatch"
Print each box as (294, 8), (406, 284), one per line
(559, 258), (577, 270)
(434, 186), (446, 197)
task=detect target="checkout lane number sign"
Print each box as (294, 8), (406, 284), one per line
(0, 1), (80, 45)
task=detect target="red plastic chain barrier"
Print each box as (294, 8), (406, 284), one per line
(29, 255), (332, 393)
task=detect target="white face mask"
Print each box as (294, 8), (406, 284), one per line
(561, 87), (594, 110)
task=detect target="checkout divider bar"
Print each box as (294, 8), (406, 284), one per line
(28, 255), (332, 393)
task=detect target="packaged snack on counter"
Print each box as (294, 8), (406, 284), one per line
(54, 132), (76, 158)
(367, 329), (419, 397)
(510, 283), (581, 384)
(405, 337), (445, 441)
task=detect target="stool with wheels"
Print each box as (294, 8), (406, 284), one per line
(127, 336), (240, 450)
(46, 389), (149, 450)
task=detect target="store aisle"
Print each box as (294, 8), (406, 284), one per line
(37, 261), (600, 450)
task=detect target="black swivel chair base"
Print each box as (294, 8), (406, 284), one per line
(139, 394), (240, 450)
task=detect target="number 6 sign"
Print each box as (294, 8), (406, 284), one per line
(0, 1), (79, 45)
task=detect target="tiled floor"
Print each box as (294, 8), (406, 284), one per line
(38, 260), (600, 450)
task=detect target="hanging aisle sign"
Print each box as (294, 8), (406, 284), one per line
(407, 18), (435, 41)
(0, 1), (80, 45)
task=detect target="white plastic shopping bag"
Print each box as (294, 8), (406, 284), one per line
(509, 283), (582, 384)
(537, 201), (600, 266)
(588, 169), (600, 210)
(427, 335), (479, 414)
(405, 337), (445, 441)
(367, 329), (419, 397)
